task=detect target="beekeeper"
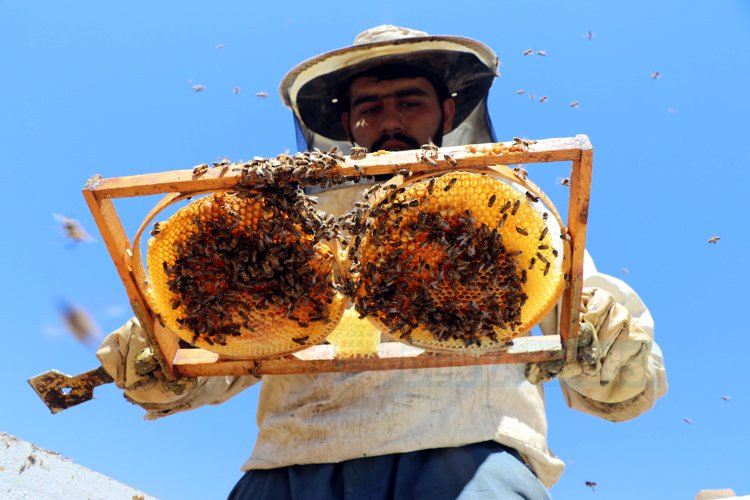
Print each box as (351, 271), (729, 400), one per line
(97, 25), (667, 499)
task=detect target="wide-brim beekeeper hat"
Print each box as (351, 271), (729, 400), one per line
(280, 25), (500, 152)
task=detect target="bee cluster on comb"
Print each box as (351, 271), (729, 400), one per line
(147, 186), (346, 358)
(144, 147), (567, 358)
(344, 171), (564, 352)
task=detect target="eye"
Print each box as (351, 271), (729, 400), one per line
(400, 100), (423, 110)
(359, 104), (381, 116)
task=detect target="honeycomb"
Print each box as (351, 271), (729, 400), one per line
(146, 191), (345, 358)
(349, 171), (564, 352)
(325, 307), (382, 359)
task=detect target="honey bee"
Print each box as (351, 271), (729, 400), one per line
(721, 395), (731, 401)
(292, 335), (309, 345)
(192, 163), (209, 176)
(53, 214), (95, 243)
(525, 191), (540, 203)
(232, 87), (241, 95)
(512, 166), (528, 180)
(536, 50), (547, 56)
(651, 71), (661, 80)
(516, 89), (526, 95)
(539, 227), (549, 240)
(585, 481), (597, 492)
(443, 153), (458, 166)
(683, 416), (692, 424)
(522, 49), (533, 56)
(538, 96), (548, 103)
(187, 79), (205, 92)
(427, 178), (436, 195)
(350, 146), (367, 160)
(488, 194), (497, 207)
(511, 200), (521, 215)
(707, 236), (720, 244)
(255, 91), (269, 98)
(151, 222), (162, 236)
(515, 227), (528, 236)
(569, 101), (580, 108)
(584, 30), (595, 41)
(512, 137), (536, 152)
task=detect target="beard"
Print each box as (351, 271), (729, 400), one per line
(355, 114), (445, 152)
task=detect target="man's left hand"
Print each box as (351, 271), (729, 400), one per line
(526, 287), (653, 403)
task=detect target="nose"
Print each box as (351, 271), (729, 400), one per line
(379, 100), (403, 135)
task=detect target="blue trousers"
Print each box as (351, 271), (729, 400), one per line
(227, 441), (551, 500)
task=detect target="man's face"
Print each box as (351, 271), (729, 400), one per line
(342, 76), (456, 151)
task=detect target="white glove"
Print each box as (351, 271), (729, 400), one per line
(97, 318), (259, 418)
(526, 287), (652, 404)
(96, 318), (197, 405)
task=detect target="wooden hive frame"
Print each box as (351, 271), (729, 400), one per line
(83, 135), (592, 380)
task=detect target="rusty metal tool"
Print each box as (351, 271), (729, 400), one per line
(28, 366), (113, 414)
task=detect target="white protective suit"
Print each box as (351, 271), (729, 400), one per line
(97, 184), (667, 488)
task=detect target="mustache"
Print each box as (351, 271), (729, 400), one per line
(370, 133), (422, 152)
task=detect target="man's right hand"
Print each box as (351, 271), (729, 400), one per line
(96, 318), (197, 405)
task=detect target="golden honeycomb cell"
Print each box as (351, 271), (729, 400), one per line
(351, 171), (564, 352)
(146, 191), (345, 358)
(326, 307), (382, 359)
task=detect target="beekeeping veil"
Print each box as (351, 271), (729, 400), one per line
(280, 25), (499, 153)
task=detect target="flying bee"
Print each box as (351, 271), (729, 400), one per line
(421, 142), (439, 154)
(350, 146), (367, 160)
(651, 71), (661, 80)
(585, 481), (597, 492)
(522, 48), (533, 55)
(512, 166), (528, 180)
(569, 101), (580, 108)
(254, 91), (269, 98)
(537, 50), (547, 56)
(584, 30), (595, 41)
(707, 236), (720, 244)
(516, 89), (526, 95)
(187, 79), (205, 92)
(538, 96), (548, 103)
(53, 214), (96, 243)
(560, 177), (571, 187)
(232, 87), (241, 95)
(192, 163), (209, 176)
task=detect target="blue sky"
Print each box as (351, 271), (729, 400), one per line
(2, 1), (749, 498)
